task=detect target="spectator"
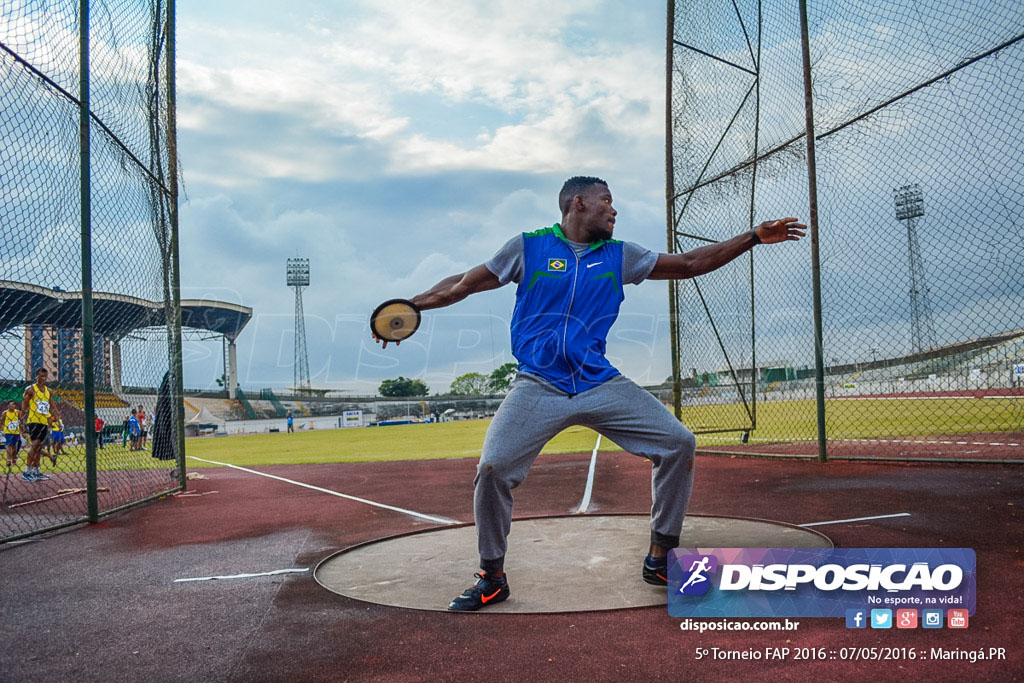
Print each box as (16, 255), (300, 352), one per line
(4, 401), (21, 468)
(286, 411), (294, 434)
(137, 404), (148, 450)
(95, 415), (105, 449)
(128, 409), (141, 450)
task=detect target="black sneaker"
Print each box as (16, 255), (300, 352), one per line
(448, 572), (510, 611)
(642, 556), (668, 586)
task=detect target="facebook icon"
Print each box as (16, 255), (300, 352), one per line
(846, 609), (867, 629)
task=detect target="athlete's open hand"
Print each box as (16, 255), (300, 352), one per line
(754, 217), (806, 244)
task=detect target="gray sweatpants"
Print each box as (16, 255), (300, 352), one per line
(474, 372), (696, 572)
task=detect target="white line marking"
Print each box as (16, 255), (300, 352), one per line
(175, 568), (309, 583)
(173, 490), (219, 497)
(187, 456), (458, 525)
(576, 434), (601, 514)
(799, 512), (911, 527)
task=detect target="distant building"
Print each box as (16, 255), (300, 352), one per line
(24, 325), (111, 385)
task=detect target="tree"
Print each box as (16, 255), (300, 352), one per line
(449, 372), (490, 396)
(487, 362), (518, 393)
(378, 376), (429, 397)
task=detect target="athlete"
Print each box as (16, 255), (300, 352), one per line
(128, 409), (141, 450)
(4, 401), (21, 468)
(20, 367), (58, 482)
(137, 405), (148, 449)
(49, 415), (66, 464)
(373, 177), (804, 610)
(95, 415), (105, 449)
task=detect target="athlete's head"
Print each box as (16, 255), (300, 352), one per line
(559, 176), (617, 242)
(6, 402), (15, 412)
(34, 367), (48, 385)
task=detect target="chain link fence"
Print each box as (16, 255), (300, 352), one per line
(1, 0), (184, 542)
(667, 0), (1023, 462)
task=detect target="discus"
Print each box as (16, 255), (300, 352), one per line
(370, 299), (421, 342)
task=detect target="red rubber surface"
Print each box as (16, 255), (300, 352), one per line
(1, 452), (1021, 681)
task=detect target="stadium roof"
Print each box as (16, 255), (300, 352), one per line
(0, 281), (252, 341)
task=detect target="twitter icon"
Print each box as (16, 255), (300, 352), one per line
(870, 609), (892, 629)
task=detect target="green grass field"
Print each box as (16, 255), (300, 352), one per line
(22, 395), (1021, 473)
(185, 395), (1018, 467)
(185, 421), (616, 468)
(688, 396), (1022, 446)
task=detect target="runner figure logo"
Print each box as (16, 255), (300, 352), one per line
(677, 554), (718, 596)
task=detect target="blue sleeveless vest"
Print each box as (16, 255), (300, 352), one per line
(510, 223), (624, 394)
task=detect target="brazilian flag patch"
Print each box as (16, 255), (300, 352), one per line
(547, 258), (567, 272)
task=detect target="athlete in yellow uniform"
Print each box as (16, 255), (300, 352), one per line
(50, 415), (66, 464)
(20, 367), (58, 482)
(3, 401), (21, 468)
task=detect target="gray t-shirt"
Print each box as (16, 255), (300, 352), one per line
(485, 234), (658, 286)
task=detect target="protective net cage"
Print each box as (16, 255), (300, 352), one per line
(1, 0), (183, 541)
(667, 1), (1023, 462)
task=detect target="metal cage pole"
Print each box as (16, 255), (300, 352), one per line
(665, 0), (682, 420)
(79, 0), (98, 521)
(799, 0), (828, 462)
(748, 1), (762, 435)
(166, 0), (185, 490)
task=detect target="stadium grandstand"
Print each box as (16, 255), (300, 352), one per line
(0, 280), (251, 432)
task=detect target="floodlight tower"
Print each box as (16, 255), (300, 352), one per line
(893, 184), (937, 354)
(287, 258), (311, 390)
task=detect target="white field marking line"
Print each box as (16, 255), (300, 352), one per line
(575, 434), (602, 514)
(187, 456), (458, 525)
(799, 512), (911, 527)
(175, 568), (308, 583)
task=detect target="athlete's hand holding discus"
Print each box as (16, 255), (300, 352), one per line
(370, 265), (504, 349)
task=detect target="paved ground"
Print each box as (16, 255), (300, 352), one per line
(1, 452), (1021, 681)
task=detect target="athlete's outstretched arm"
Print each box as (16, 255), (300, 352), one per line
(373, 264), (503, 347)
(647, 217), (805, 280)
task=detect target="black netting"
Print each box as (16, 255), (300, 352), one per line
(668, 1), (1024, 461)
(1, 0), (182, 541)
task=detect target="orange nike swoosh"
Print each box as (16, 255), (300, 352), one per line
(480, 589), (503, 603)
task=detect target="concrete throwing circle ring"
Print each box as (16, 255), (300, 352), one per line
(314, 513), (832, 613)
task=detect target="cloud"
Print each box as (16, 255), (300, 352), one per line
(168, 0), (678, 392)
(178, 0), (664, 183)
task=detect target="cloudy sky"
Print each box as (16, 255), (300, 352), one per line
(173, 0), (1023, 396)
(176, 0), (676, 394)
